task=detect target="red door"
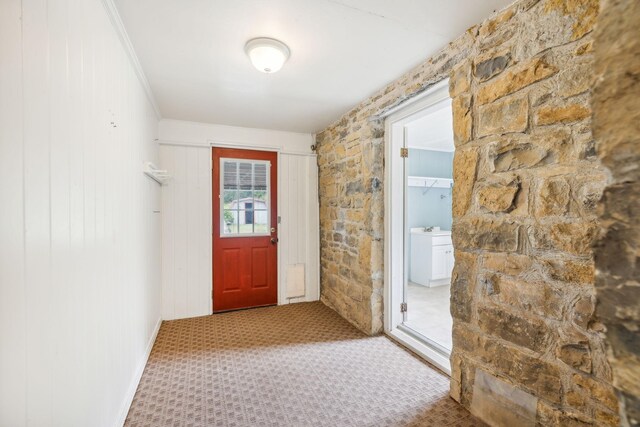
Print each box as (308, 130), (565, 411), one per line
(212, 148), (278, 312)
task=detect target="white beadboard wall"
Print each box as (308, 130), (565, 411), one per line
(0, 1), (161, 426)
(159, 120), (320, 320)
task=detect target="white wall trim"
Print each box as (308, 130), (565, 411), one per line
(375, 79), (449, 120)
(157, 139), (317, 157)
(209, 140), (283, 153)
(100, 0), (162, 120)
(115, 318), (162, 427)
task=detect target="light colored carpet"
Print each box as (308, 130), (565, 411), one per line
(125, 302), (483, 427)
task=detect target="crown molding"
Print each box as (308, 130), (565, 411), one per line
(101, 0), (162, 120)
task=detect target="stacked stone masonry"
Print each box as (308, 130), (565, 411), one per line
(592, 0), (640, 425)
(316, 0), (625, 425)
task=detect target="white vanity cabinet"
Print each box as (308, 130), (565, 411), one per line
(410, 230), (454, 287)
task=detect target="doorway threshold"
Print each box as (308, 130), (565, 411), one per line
(386, 326), (451, 376)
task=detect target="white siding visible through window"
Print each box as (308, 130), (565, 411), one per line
(221, 158), (270, 236)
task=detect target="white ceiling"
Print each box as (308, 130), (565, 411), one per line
(114, 0), (513, 133)
(406, 100), (454, 152)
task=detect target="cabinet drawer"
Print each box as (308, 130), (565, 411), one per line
(431, 235), (452, 246)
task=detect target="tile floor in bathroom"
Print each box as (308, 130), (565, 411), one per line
(404, 282), (453, 351)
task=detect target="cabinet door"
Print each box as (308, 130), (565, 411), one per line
(431, 246), (450, 279)
(446, 245), (455, 277)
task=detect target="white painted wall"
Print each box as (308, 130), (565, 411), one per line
(0, 1), (161, 426)
(158, 120), (319, 320)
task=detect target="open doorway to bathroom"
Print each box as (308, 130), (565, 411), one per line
(405, 115), (454, 352)
(383, 79), (454, 374)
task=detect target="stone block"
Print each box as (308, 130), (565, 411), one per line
(535, 103), (591, 126)
(474, 52), (511, 82)
(452, 94), (473, 145)
(478, 306), (550, 353)
(476, 56), (558, 105)
(569, 172), (607, 217)
(481, 274), (565, 320)
(535, 177), (570, 217)
(477, 93), (529, 137)
(571, 296), (595, 330)
(536, 401), (593, 427)
(543, 257), (594, 285)
(594, 409), (620, 427)
(478, 7), (515, 39)
(572, 373), (619, 412)
(450, 59), (471, 97)
(558, 343), (592, 373)
(543, 0), (599, 41)
(450, 251), (478, 322)
(454, 217), (519, 252)
(477, 179), (520, 212)
(481, 252), (533, 276)
(493, 141), (549, 172)
(452, 148), (478, 217)
(529, 221), (599, 256)
(557, 61), (593, 98)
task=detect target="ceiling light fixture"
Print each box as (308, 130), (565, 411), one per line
(244, 37), (290, 73)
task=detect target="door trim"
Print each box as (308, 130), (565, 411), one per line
(383, 78), (452, 374)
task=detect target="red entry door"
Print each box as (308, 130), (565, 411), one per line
(212, 148), (278, 312)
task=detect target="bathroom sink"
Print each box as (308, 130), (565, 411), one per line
(410, 227), (451, 236)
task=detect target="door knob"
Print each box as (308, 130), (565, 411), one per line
(270, 237), (279, 244)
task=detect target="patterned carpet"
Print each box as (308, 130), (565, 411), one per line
(125, 302), (484, 427)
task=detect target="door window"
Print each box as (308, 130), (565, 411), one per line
(221, 159), (270, 236)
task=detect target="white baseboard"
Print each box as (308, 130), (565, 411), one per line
(115, 317), (162, 427)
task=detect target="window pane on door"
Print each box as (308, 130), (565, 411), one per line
(220, 159), (270, 236)
(254, 163), (267, 190)
(223, 210), (238, 235)
(254, 210), (268, 233)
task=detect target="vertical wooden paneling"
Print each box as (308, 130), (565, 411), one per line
(197, 150), (213, 315)
(0, 1), (162, 426)
(160, 145), (212, 320)
(186, 148), (200, 315)
(278, 154), (320, 304)
(48, 0), (73, 422)
(22, 0), (54, 423)
(305, 156), (321, 302)
(0, 1), (27, 425)
(160, 145), (176, 318)
(160, 145), (320, 319)
(173, 146), (188, 318)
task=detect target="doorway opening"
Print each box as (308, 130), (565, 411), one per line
(212, 147), (278, 312)
(384, 79), (454, 374)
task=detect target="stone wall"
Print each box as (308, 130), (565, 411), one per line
(447, 0), (622, 424)
(592, 0), (640, 425)
(316, 17), (476, 336)
(316, 0), (621, 424)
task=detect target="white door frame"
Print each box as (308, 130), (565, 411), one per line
(209, 141), (320, 307)
(382, 79), (452, 375)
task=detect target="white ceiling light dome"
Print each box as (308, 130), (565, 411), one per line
(244, 37), (290, 73)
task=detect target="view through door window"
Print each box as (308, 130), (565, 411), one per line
(221, 159), (270, 236)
